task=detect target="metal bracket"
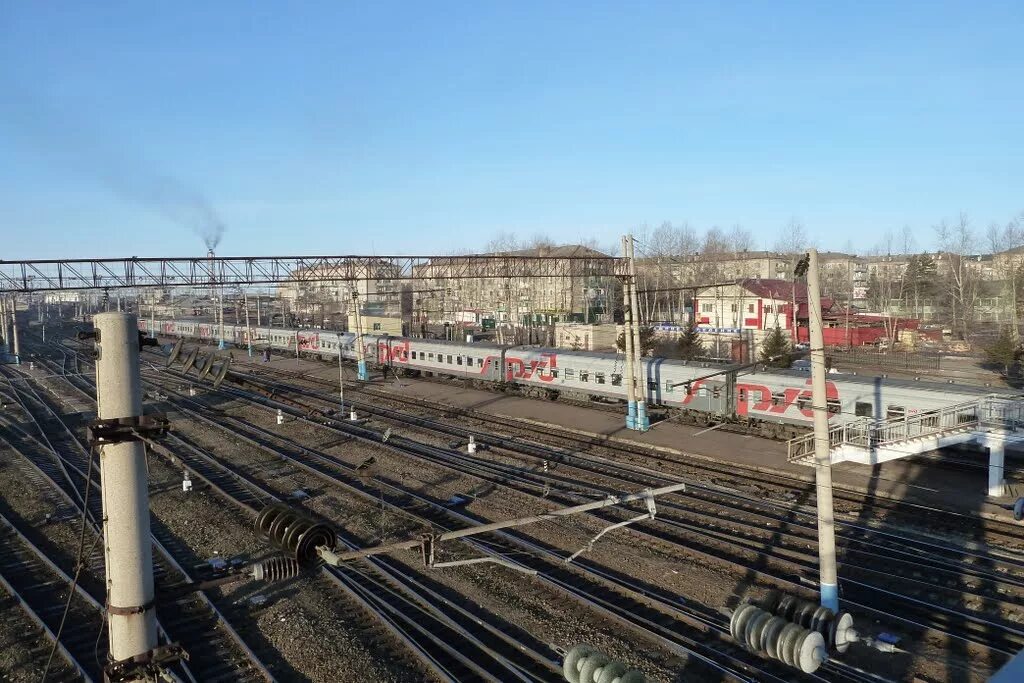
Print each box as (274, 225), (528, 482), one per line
(88, 414), (169, 447)
(566, 488), (657, 564)
(107, 598), (156, 616)
(104, 643), (187, 682)
(421, 532), (537, 575)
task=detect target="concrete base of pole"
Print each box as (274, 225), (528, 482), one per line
(820, 582), (839, 612)
(635, 402), (650, 431)
(357, 360), (369, 381)
(626, 400), (637, 429)
(218, 339), (225, 350)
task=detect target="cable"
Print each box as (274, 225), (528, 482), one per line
(39, 445), (95, 682)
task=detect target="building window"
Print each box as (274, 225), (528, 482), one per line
(748, 304), (755, 313)
(764, 306), (773, 314)
(731, 304), (737, 312)
(855, 401), (872, 417)
(372, 323), (381, 330)
(595, 372), (605, 384)
(611, 373), (622, 386)
(701, 303), (713, 313)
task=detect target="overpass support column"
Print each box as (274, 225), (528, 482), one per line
(988, 435), (1007, 498)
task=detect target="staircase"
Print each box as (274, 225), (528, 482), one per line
(787, 395), (1024, 466)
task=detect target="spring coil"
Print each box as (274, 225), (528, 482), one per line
(255, 503), (336, 566)
(561, 644), (646, 683)
(251, 556), (302, 582)
(758, 591), (856, 653)
(730, 603), (827, 674)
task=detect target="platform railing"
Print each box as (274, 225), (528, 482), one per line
(786, 395), (1024, 463)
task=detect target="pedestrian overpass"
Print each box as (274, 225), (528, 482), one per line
(787, 395), (1024, 496)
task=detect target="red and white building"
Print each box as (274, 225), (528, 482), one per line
(692, 279), (828, 334)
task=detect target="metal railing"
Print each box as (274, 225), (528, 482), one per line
(786, 395), (1024, 463)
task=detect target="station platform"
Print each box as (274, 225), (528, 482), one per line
(199, 348), (1022, 524)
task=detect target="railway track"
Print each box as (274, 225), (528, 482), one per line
(0, 363), (274, 682)
(48, 331), (1015, 679)
(20, 341), (568, 682)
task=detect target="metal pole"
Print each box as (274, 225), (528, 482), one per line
(807, 249), (839, 611)
(620, 237), (637, 430)
(93, 312), (158, 664)
(322, 482), (687, 563)
(628, 235), (649, 430)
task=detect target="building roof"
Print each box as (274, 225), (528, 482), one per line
(737, 278), (810, 300)
(500, 244), (609, 258)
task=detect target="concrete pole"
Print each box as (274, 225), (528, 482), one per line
(11, 297), (21, 364)
(256, 296), (262, 327)
(244, 293), (253, 358)
(217, 289), (225, 350)
(337, 287), (346, 417)
(93, 312), (158, 664)
(0, 296), (8, 352)
(628, 235), (649, 430)
(620, 237), (637, 430)
(353, 290), (369, 380)
(807, 249), (839, 611)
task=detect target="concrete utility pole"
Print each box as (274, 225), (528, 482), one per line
(244, 293), (253, 358)
(10, 297), (21, 364)
(217, 288), (226, 350)
(0, 296), (8, 352)
(627, 235), (649, 430)
(94, 312), (158, 665)
(353, 290), (369, 381)
(806, 249), (839, 611)
(621, 237), (637, 430)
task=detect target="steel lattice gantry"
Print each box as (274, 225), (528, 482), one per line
(0, 254), (629, 293)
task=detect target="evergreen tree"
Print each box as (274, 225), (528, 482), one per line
(984, 327), (1020, 375)
(677, 323), (705, 360)
(616, 325), (657, 356)
(759, 325), (792, 368)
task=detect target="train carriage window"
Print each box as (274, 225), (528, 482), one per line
(797, 397), (810, 411)
(550, 368), (559, 378)
(595, 372), (605, 384)
(564, 368), (575, 380)
(854, 402), (872, 417)
(446, 355), (453, 364)
(611, 374), (622, 386)
(827, 399), (841, 415)
(771, 391), (785, 406)
(411, 351), (417, 359)
(664, 380), (674, 393)
(649, 380), (658, 391)
(579, 370), (589, 382)
(738, 388), (746, 401)
(456, 356), (463, 365)
(428, 353), (435, 360)
(886, 405), (906, 420)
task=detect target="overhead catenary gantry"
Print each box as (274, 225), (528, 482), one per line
(0, 253), (628, 293)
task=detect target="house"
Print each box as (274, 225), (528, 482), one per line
(692, 279), (831, 335)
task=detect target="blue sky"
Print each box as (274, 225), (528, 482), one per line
(1, 2), (1021, 259)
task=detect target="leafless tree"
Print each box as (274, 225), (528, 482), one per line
(934, 212), (979, 339)
(986, 213), (1024, 338)
(773, 218), (810, 254)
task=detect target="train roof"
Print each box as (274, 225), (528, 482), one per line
(742, 366), (1020, 396)
(400, 336), (506, 352)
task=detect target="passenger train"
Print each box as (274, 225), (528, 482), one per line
(141, 319), (1017, 440)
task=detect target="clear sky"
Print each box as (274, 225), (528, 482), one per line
(1, 2), (1021, 259)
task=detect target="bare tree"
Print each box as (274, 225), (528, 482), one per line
(986, 213), (1024, 338)
(934, 212), (979, 339)
(773, 218), (809, 253)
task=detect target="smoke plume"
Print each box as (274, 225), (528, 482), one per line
(2, 88), (227, 252)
